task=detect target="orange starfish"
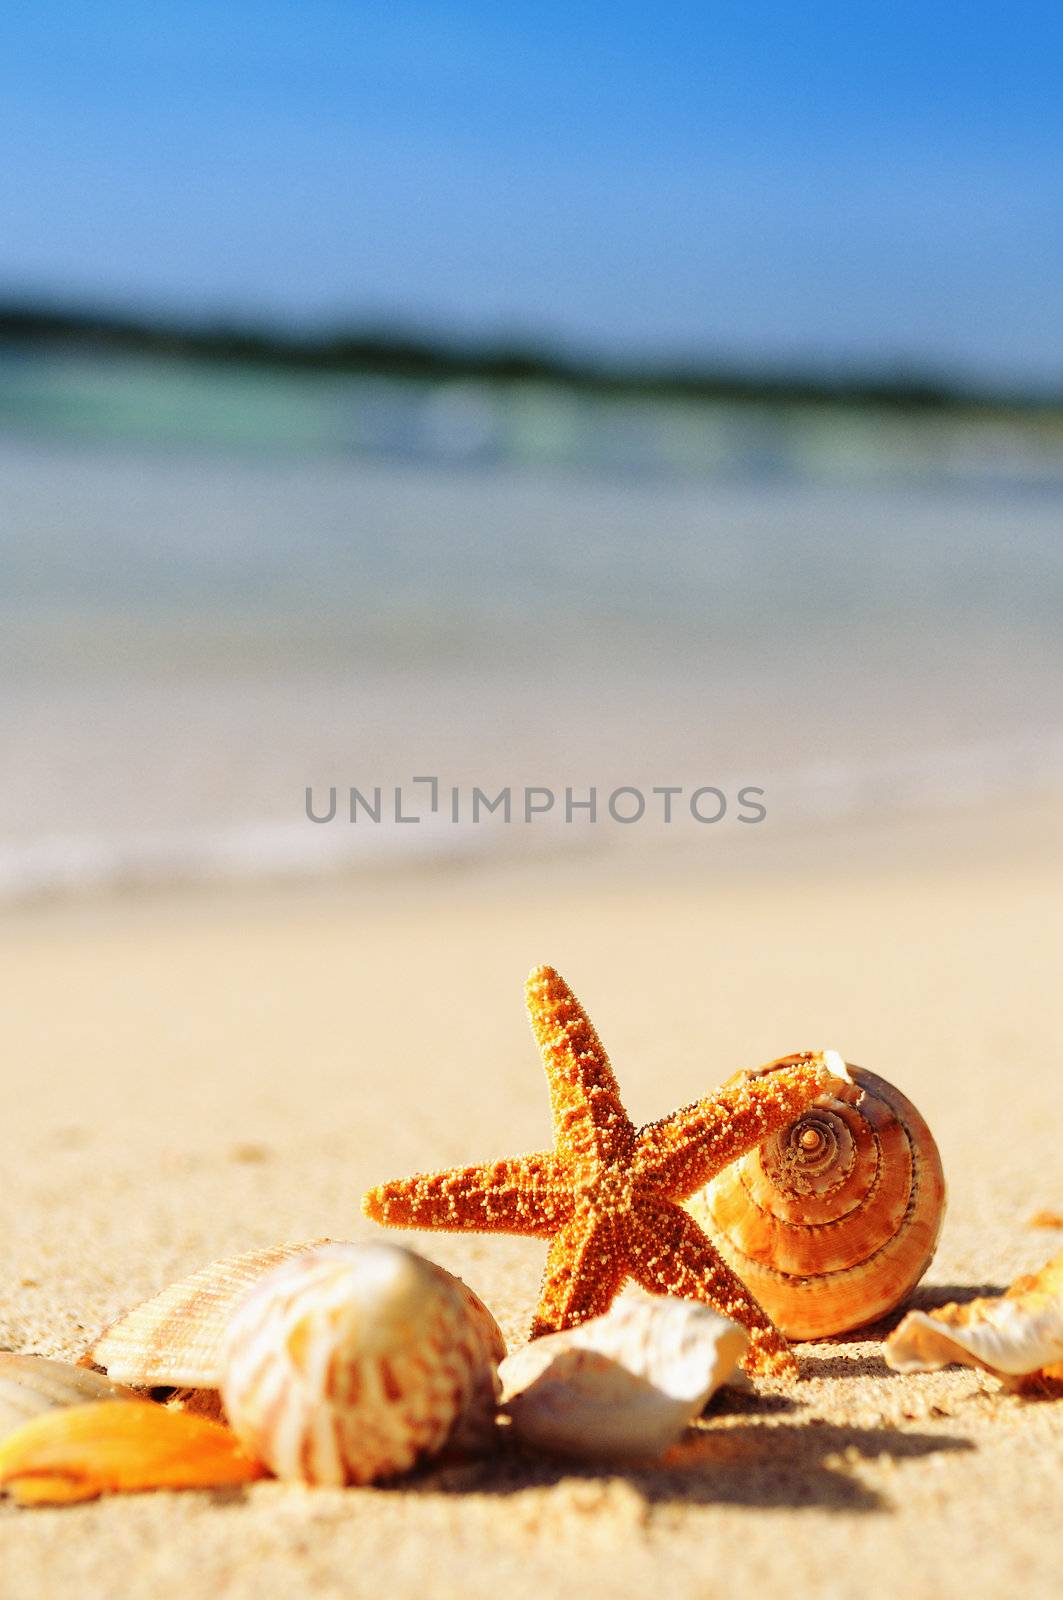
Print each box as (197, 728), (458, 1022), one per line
(363, 966), (845, 1377)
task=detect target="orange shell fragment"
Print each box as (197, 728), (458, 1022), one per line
(0, 1400), (265, 1506)
(1028, 1210), (1063, 1230)
(884, 1249), (1063, 1389)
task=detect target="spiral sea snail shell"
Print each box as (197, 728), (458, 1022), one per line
(685, 1065), (946, 1338)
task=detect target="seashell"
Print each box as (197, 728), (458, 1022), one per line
(0, 1355), (138, 1445)
(220, 1242), (505, 1485)
(499, 1292), (748, 1463)
(0, 1400), (264, 1505)
(86, 1238), (334, 1387)
(685, 1065), (946, 1338)
(885, 1249), (1063, 1388)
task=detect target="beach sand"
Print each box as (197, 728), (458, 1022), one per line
(2, 801), (1062, 1599)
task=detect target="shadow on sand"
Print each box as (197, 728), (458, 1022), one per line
(412, 1418), (974, 1514)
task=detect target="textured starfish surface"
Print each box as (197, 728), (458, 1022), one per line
(363, 965), (845, 1378)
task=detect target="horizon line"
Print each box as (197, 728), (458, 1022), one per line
(2, 296), (1061, 416)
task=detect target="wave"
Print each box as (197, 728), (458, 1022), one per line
(2, 730), (1060, 906)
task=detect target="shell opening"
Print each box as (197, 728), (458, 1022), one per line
(821, 1051), (851, 1083)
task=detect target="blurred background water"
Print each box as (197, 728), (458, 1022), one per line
(3, 354), (1062, 899)
(3, 3), (1062, 899)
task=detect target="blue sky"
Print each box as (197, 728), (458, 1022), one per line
(3, 2), (1062, 384)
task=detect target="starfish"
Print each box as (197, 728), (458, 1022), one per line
(363, 965), (845, 1377)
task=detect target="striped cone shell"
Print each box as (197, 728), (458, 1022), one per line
(220, 1243), (504, 1485)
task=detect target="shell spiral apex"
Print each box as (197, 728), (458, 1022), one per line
(220, 1242), (504, 1485)
(685, 1064), (946, 1338)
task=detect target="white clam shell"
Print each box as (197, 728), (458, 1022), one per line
(500, 1292), (748, 1463)
(220, 1243), (505, 1485)
(885, 1250), (1063, 1386)
(0, 1355), (137, 1444)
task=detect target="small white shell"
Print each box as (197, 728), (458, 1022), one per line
(500, 1292), (748, 1463)
(220, 1243), (505, 1485)
(885, 1250), (1063, 1387)
(0, 1356), (138, 1445)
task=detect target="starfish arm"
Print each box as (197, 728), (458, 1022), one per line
(627, 1199), (797, 1379)
(362, 1153), (571, 1237)
(529, 1207), (629, 1337)
(525, 965), (635, 1168)
(634, 1051), (842, 1200)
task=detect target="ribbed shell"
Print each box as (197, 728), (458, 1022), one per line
(0, 1356), (137, 1445)
(220, 1243), (504, 1485)
(686, 1065), (946, 1338)
(86, 1240), (334, 1387)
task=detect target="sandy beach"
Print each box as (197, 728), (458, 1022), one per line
(6, 3), (1063, 1592)
(2, 798), (1062, 1598)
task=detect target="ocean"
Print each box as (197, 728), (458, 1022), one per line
(3, 353), (1062, 901)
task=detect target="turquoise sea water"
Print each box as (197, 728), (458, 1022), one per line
(2, 356), (1062, 899)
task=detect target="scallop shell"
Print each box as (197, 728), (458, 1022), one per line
(86, 1239), (334, 1386)
(0, 1355), (137, 1445)
(0, 1400), (264, 1506)
(220, 1242), (505, 1485)
(885, 1249), (1063, 1387)
(499, 1292), (748, 1463)
(685, 1065), (946, 1338)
